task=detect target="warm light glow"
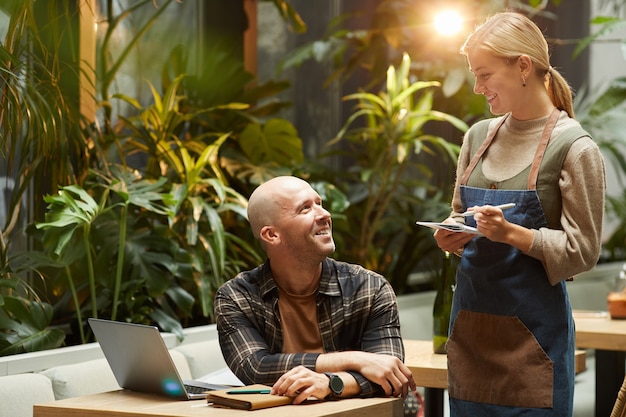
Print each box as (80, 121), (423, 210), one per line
(433, 10), (463, 36)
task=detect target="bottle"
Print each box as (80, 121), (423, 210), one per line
(433, 251), (456, 354)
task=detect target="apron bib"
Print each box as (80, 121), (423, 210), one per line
(447, 109), (575, 416)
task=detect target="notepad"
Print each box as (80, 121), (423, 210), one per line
(415, 221), (482, 235)
(207, 384), (294, 410)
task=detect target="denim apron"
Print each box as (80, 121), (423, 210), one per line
(448, 109), (575, 416)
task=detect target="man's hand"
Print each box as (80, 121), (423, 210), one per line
(316, 351), (416, 399)
(350, 352), (416, 398)
(270, 366), (331, 404)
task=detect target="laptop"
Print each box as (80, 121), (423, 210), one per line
(88, 318), (229, 400)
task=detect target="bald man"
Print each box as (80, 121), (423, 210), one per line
(215, 176), (416, 404)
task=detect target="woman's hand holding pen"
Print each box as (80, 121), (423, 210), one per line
(468, 205), (534, 252)
(433, 203), (532, 253)
(470, 205), (511, 241)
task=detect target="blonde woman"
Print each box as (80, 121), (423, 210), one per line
(433, 11), (606, 416)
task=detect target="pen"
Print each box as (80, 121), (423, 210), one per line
(226, 389), (272, 395)
(462, 203), (516, 216)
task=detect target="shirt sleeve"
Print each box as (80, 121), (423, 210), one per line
(349, 276), (405, 397)
(450, 130), (473, 219)
(526, 138), (606, 284)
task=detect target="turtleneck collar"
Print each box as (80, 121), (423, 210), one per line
(505, 112), (552, 135)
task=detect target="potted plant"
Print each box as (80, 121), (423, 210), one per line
(312, 53), (468, 293)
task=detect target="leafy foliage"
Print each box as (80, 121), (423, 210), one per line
(0, 295), (65, 355)
(0, 0), (304, 352)
(0, 277), (65, 355)
(316, 54), (468, 292)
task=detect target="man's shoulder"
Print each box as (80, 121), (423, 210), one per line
(217, 263), (268, 294)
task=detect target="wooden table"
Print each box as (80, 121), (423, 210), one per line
(403, 340), (447, 417)
(403, 339), (587, 417)
(33, 390), (403, 417)
(574, 311), (626, 417)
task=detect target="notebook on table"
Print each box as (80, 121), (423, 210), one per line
(207, 384), (294, 410)
(88, 318), (229, 400)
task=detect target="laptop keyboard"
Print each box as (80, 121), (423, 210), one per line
(185, 384), (209, 395)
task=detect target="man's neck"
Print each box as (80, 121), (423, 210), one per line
(270, 259), (323, 296)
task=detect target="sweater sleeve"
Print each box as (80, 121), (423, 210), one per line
(526, 137), (606, 285)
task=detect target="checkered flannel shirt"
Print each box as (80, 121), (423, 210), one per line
(214, 257), (405, 397)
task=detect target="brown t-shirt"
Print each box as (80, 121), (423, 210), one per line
(277, 287), (324, 353)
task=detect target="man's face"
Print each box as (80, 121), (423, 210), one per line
(274, 182), (335, 261)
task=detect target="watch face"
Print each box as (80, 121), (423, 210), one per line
(329, 374), (344, 395)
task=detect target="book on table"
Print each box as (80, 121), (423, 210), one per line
(207, 384), (294, 410)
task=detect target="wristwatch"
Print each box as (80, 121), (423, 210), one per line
(324, 372), (344, 398)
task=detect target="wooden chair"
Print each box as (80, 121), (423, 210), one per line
(611, 377), (626, 417)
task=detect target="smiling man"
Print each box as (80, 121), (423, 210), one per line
(214, 176), (415, 405)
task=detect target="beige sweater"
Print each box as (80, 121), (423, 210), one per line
(451, 111), (607, 285)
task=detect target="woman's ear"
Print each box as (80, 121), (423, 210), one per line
(518, 55), (532, 76)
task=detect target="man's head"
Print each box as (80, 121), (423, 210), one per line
(247, 176), (335, 261)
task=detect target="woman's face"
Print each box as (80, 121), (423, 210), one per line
(467, 48), (524, 116)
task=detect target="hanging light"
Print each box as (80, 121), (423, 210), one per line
(433, 9), (464, 36)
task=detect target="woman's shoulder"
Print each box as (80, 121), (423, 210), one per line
(553, 113), (597, 149)
(551, 113), (603, 164)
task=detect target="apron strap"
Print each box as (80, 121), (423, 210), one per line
(459, 114), (509, 186)
(527, 108), (561, 190)
(460, 108), (561, 190)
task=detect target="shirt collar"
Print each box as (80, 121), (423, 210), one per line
(258, 258), (341, 298)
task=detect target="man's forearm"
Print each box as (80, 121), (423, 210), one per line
(314, 351), (358, 373)
(315, 352), (384, 397)
(314, 350), (414, 398)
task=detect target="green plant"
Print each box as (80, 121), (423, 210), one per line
(0, 243), (65, 355)
(114, 75), (263, 321)
(317, 53), (468, 292)
(0, 293), (65, 355)
(0, 0), (90, 353)
(0, 0), (310, 353)
(605, 191), (626, 261)
(0, 1), (87, 230)
(31, 168), (180, 340)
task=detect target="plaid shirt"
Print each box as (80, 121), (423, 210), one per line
(214, 257), (405, 397)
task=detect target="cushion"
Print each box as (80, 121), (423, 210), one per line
(40, 351), (191, 400)
(0, 373), (55, 417)
(40, 358), (119, 400)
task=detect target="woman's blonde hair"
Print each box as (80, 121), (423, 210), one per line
(460, 11), (574, 118)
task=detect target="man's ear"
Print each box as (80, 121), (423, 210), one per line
(259, 225), (279, 246)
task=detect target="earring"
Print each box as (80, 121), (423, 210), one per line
(522, 76), (527, 87)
